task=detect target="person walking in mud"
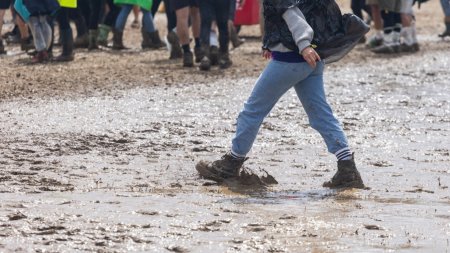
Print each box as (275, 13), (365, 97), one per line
(196, 0), (367, 189)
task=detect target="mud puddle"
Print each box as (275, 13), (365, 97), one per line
(1, 1), (450, 251)
(1, 45), (450, 252)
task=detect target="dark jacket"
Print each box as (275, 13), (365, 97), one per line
(23, 0), (60, 16)
(262, 0), (369, 63)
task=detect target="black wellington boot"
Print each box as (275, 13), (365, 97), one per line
(54, 29), (74, 62)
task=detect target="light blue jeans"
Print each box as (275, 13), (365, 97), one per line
(115, 4), (155, 33)
(441, 0), (450, 16)
(28, 15), (52, 52)
(231, 60), (349, 157)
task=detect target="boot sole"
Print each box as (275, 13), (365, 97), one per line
(323, 180), (365, 189)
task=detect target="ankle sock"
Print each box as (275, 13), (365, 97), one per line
(335, 147), (352, 161)
(182, 44), (190, 53)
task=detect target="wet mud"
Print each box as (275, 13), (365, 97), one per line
(1, 1), (450, 252)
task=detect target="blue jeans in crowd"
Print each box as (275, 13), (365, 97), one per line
(231, 60), (349, 157)
(441, 0), (450, 16)
(115, 4), (155, 33)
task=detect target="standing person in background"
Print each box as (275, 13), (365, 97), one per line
(229, 0), (244, 48)
(198, 0), (232, 71)
(151, 0), (182, 59)
(17, 0), (59, 63)
(0, 0), (11, 54)
(131, 5), (140, 28)
(351, 0), (371, 42)
(97, 0), (121, 47)
(440, 0), (450, 37)
(54, 0), (77, 62)
(87, 0), (104, 50)
(71, 0), (89, 48)
(113, 0), (164, 50)
(365, 0), (384, 48)
(372, 0), (419, 54)
(169, 0), (201, 67)
(398, 0), (419, 52)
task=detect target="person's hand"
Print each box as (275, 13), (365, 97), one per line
(301, 46), (321, 68)
(262, 49), (271, 60)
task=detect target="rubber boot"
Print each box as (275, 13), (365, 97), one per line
(112, 30), (127, 50)
(199, 45), (211, 71)
(218, 51), (232, 69)
(372, 31), (400, 54)
(88, 29), (99, 51)
(167, 31), (182, 59)
(141, 30), (164, 49)
(439, 19), (450, 38)
(20, 36), (34, 52)
(183, 51), (194, 67)
(0, 39), (6, 54)
(97, 24), (111, 47)
(54, 29), (74, 62)
(74, 33), (89, 48)
(148, 30), (165, 49)
(210, 46), (219, 66)
(229, 22), (244, 48)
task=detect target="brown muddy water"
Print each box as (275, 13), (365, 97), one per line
(1, 46), (449, 252)
(1, 2), (450, 253)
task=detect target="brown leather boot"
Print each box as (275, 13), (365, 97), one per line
(196, 153), (247, 183)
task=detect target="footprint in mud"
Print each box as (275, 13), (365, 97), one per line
(7, 212), (27, 221)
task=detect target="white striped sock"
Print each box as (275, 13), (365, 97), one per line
(335, 147), (352, 161)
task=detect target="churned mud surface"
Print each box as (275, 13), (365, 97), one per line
(1, 1), (449, 252)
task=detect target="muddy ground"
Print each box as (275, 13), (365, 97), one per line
(1, 1), (449, 252)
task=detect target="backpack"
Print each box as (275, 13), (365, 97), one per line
(297, 0), (370, 63)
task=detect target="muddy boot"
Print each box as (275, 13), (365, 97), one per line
(199, 45), (211, 71)
(20, 37), (34, 52)
(439, 20), (450, 38)
(209, 46), (219, 66)
(142, 30), (165, 49)
(31, 50), (49, 64)
(167, 31), (182, 59)
(218, 51), (232, 69)
(97, 24), (111, 47)
(88, 29), (99, 51)
(371, 31), (400, 54)
(229, 23), (244, 48)
(196, 153), (247, 183)
(141, 28), (152, 49)
(194, 46), (203, 63)
(323, 155), (365, 189)
(183, 51), (194, 67)
(150, 30), (165, 48)
(399, 27), (415, 53)
(112, 30), (127, 50)
(366, 31), (383, 49)
(74, 33), (89, 48)
(54, 29), (74, 62)
(0, 40), (5, 55)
